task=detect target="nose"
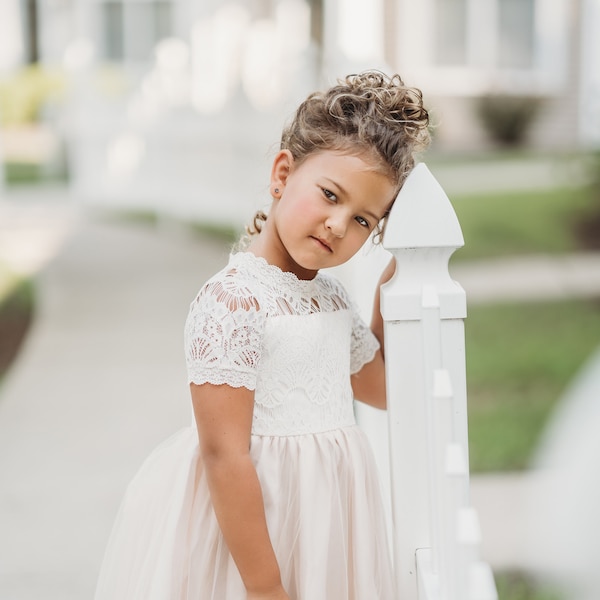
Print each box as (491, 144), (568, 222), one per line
(325, 211), (348, 238)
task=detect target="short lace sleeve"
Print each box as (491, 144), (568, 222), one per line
(350, 299), (380, 374)
(184, 270), (265, 390)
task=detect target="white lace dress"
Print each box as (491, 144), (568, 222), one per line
(95, 252), (395, 600)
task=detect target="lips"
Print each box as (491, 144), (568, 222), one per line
(311, 236), (333, 253)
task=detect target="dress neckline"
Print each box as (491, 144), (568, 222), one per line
(231, 252), (321, 291)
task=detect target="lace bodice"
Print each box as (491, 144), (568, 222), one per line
(184, 252), (379, 436)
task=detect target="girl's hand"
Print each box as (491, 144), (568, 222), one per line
(247, 584), (290, 600)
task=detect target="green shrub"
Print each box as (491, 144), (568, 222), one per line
(0, 64), (66, 125)
(573, 151), (600, 250)
(0, 272), (35, 384)
(476, 95), (543, 146)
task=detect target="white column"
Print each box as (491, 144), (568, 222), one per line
(321, 0), (386, 81)
(579, 0), (600, 146)
(0, 0), (24, 72)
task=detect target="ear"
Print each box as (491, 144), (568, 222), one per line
(270, 150), (294, 199)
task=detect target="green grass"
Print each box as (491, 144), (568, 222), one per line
(4, 162), (43, 184)
(188, 221), (240, 245)
(100, 208), (241, 245)
(495, 571), (564, 600)
(445, 166), (600, 471)
(3, 161), (68, 185)
(451, 186), (592, 261)
(466, 299), (600, 472)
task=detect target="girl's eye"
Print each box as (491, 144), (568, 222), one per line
(322, 188), (337, 202)
(355, 216), (370, 228)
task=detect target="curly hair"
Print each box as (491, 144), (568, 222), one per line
(248, 70), (430, 237)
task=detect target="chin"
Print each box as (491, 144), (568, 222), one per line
(290, 250), (344, 274)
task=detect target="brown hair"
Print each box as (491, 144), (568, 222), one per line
(248, 70), (430, 237)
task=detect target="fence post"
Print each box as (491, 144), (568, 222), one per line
(381, 163), (469, 599)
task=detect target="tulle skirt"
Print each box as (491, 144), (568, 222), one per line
(94, 425), (395, 600)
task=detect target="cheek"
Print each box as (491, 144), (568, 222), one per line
(283, 192), (323, 222)
(342, 227), (371, 254)
(302, 200), (325, 223)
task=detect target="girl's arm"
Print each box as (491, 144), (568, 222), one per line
(369, 257), (396, 360)
(350, 257), (396, 409)
(191, 382), (289, 600)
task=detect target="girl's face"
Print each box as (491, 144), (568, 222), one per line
(263, 150), (395, 279)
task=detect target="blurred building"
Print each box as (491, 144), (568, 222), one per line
(0, 0), (598, 223)
(387, 0), (599, 152)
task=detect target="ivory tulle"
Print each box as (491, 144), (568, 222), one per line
(94, 424), (395, 600)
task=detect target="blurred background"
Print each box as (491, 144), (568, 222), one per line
(0, 1), (599, 599)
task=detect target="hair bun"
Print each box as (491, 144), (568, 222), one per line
(281, 70), (430, 189)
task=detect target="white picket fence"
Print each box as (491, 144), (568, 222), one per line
(381, 164), (498, 600)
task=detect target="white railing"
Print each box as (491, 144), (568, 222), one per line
(381, 164), (498, 600)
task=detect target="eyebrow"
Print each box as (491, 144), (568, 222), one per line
(323, 177), (387, 223)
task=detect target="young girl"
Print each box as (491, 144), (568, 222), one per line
(95, 70), (430, 600)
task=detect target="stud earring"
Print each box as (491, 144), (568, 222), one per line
(274, 188), (280, 194)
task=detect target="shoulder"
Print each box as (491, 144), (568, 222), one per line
(184, 256), (268, 351)
(185, 256), (267, 389)
(191, 254), (266, 314)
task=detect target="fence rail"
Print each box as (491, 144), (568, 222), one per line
(381, 163), (497, 600)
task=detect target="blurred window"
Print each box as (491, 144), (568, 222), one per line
(309, 0), (323, 47)
(100, 0), (173, 62)
(434, 0), (467, 65)
(498, 0), (535, 68)
(432, 0), (536, 70)
(102, 2), (124, 61)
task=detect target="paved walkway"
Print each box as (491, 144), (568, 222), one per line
(0, 180), (598, 598)
(0, 195), (232, 599)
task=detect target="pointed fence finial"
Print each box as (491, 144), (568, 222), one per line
(384, 163), (464, 251)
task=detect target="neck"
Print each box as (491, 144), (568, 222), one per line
(246, 225), (318, 281)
